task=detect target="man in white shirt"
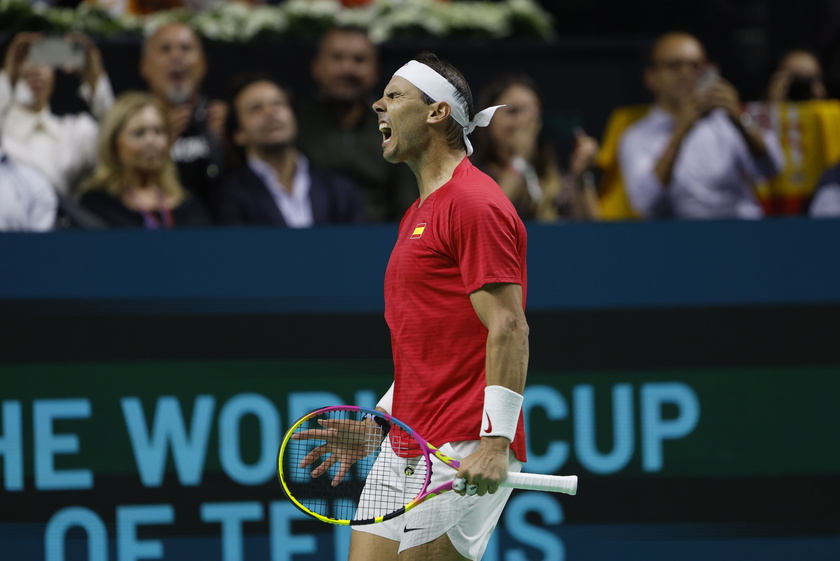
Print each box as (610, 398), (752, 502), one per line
(619, 32), (783, 219)
(0, 32), (114, 196)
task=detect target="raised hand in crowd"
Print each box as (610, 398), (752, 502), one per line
(167, 98), (225, 141)
(3, 32), (40, 86)
(568, 127), (599, 179)
(206, 99), (228, 140)
(3, 32), (106, 94)
(619, 32), (784, 220)
(695, 77), (742, 118)
(0, 31), (114, 198)
(766, 49), (827, 102)
(167, 103), (193, 141)
(472, 74), (600, 221)
(67, 33), (107, 94)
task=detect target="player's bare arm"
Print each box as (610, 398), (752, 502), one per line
(469, 282), (529, 393)
(456, 282), (529, 495)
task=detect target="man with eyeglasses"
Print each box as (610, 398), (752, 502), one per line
(619, 32), (783, 219)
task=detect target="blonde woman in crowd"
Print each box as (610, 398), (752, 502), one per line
(80, 91), (210, 228)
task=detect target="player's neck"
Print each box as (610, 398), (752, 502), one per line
(410, 146), (466, 205)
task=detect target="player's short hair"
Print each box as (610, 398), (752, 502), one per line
(413, 52), (475, 152)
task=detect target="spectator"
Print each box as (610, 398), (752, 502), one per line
(140, 22), (226, 214)
(79, 92), (211, 228)
(766, 49), (828, 102)
(0, 32), (113, 196)
(0, 147), (57, 231)
(295, 25), (416, 222)
(217, 74), (366, 227)
(809, 162), (840, 217)
(471, 74), (601, 221)
(619, 32), (784, 219)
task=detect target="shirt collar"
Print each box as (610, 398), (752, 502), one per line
(5, 104), (63, 141)
(247, 155), (276, 184)
(247, 153), (310, 199)
(648, 105), (674, 124)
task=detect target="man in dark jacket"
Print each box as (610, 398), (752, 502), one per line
(296, 25), (416, 222)
(217, 73), (366, 227)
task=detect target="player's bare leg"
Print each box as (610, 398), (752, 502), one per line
(398, 533), (470, 561)
(348, 531), (399, 561)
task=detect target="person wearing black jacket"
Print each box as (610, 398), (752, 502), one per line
(217, 73), (365, 227)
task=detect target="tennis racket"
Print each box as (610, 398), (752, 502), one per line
(277, 405), (577, 526)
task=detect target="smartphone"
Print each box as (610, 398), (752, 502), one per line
(787, 76), (815, 101)
(694, 64), (719, 94)
(29, 37), (85, 69)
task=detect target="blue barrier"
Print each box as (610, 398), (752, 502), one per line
(1, 218), (839, 311)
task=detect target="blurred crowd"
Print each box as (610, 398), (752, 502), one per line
(1, 24), (839, 232)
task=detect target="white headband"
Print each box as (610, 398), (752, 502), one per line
(393, 60), (503, 156)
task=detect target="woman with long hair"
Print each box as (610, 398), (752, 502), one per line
(80, 91), (210, 228)
(471, 74), (601, 221)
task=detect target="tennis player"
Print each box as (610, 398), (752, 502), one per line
(349, 52), (530, 560)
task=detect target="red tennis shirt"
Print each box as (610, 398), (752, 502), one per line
(384, 158), (527, 462)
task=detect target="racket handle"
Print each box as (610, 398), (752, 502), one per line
(502, 473), (578, 495)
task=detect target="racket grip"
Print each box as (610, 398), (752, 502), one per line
(502, 472), (577, 495)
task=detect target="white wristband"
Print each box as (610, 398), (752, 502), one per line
(376, 382), (394, 414)
(481, 385), (523, 442)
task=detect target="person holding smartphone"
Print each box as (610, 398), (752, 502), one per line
(618, 32), (784, 219)
(766, 49), (827, 103)
(0, 32), (114, 197)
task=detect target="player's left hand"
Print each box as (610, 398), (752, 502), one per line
(292, 417), (382, 486)
(453, 436), (510, 496)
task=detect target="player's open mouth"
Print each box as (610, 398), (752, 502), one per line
(379, 122), (392, 143)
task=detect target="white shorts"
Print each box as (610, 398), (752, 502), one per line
(352, 440), (522, 560)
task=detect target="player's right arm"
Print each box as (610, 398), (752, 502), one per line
(469, 282), (528, 395)
(456, 282), (528, 495)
